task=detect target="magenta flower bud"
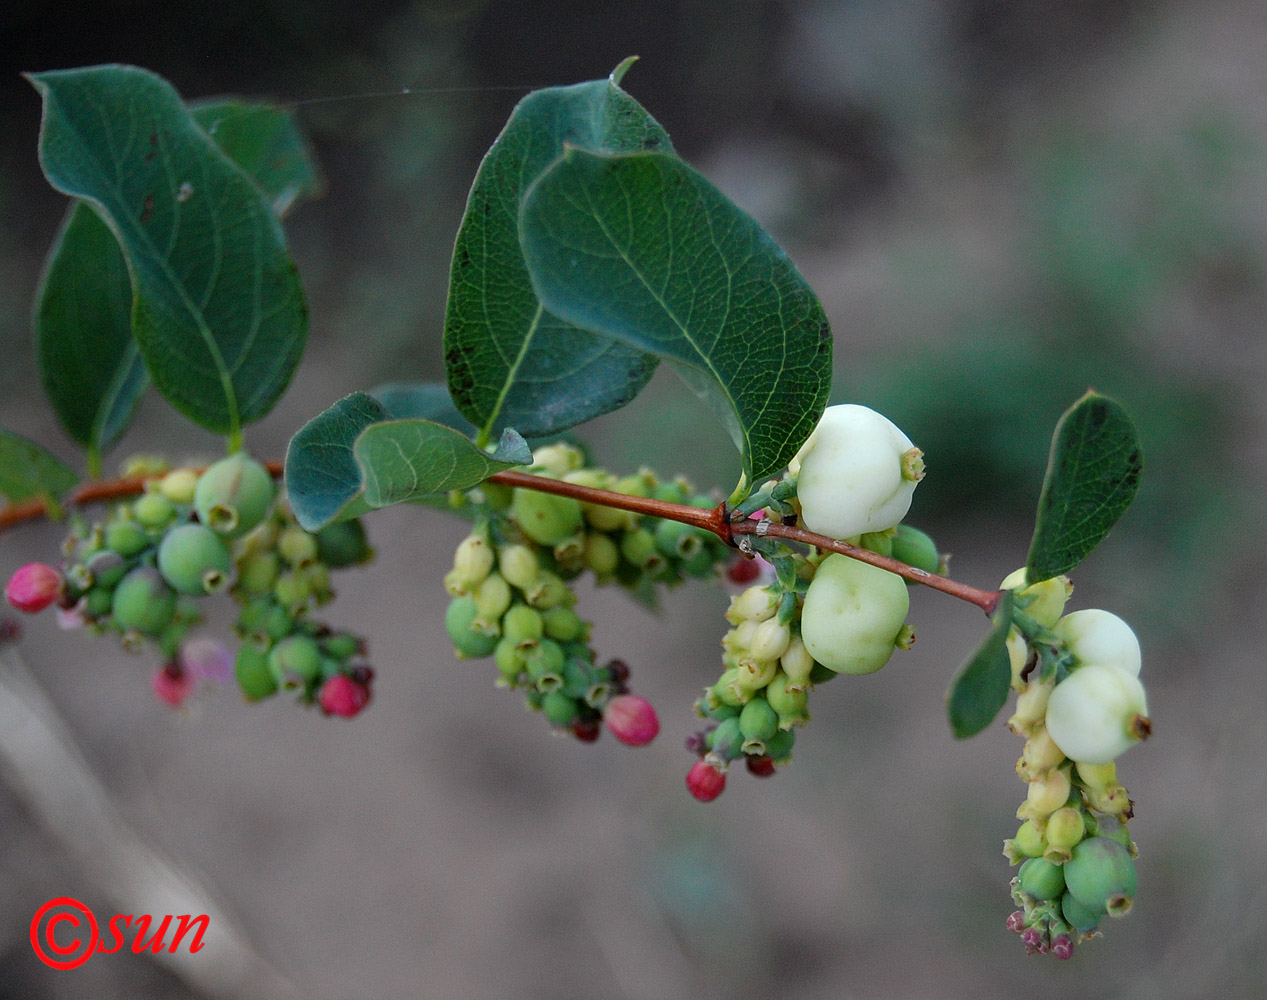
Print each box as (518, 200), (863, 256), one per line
(1020, 926), (1047, 954)
(604, 694), (660, 747)
(5, 563), (64, 613)
(179, 637), (233, 684)
(686, 758), (727, 802)
(151, 663), (194, 707)
(319, 673), (372, 718)
(1051, 933), (1074, 960)
(1006, 911), (1026, 934)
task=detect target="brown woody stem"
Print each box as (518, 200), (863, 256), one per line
(2, 462), (1000, 614)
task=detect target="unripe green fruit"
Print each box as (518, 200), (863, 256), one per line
(502, 603), (544, 646)
(739, 696), (779, 744)
(891, 524), (941, 574)
(111, 567), (177, 634)
(1060, 891), (1102, 933)
(800, 554), (909, 674)
(530, 442), (584, 478)
(765, 671), (809, 728)
(1006, 820), (1046, 862)
(780, 637), (815, 690)
(278, 527), (319, 568)
(1045, 664), (1150, 764)
(541, 690), (581, 728)
(511, 488), (582, 545)
(445, 597), (498, 658)
(159, 467), (200, 504)
(542, 606), (586, 642)
(525, 571), (574, 610)
(498, 544), (540, 591)
(321, 633), (362, 661)
(314, 519), (372, 567)
(1043, 806), (1087, 863)
(194, 452), (275, 538)
(654, 519), (703, 560)
(726, 585), (778, 625)
(524, 638), (566, 691)
(452, 531), (495, 590)
(709, 716), (744, 760)
(472, 573), (512, 633)
(1017, 765), (1072, 823)
(105, 519), (150, 558)
(1018, 857), (1066, 902)
(238, 551), (281, 596)
(273, 571), (311, 611)
(158, 523), (234, 595)
(619, 527), (660, 570)
(86, 550), (128, 589)
(269, 635), (322, 687)
(999, 568), (1073, 628)
(764, 727), (795, 761)
(235, 643), (278, 700)
(749, 619), (791, 662)
(583, 533), (620, 577)
(494, 637), (525, 686)
(1063, 837), (1137, 917)
(791, 403), (921, 539)
(1052, 609), (1141, 678)
(710, 667), (746, 708)
(133, 492), (176, 529)
(83, 586), (113, 618)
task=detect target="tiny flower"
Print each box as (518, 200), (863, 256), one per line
(604, 694), (660, 747)
(5, 563), (64, 613)
(319, 673), (372, 718)
(179, 637), (233, 684)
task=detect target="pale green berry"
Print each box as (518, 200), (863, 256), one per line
(1063, 837), (1137, 917)
(1043, 806), (1087, 864)
(445, 596), (498, 659)
(779, 636), (815, 691)
(194, 452), (275, 538)
(748, 619), (791, 662)
(158, 468), (199, 505)
(583, 533), (620, 577)
(498, 544), (540, 591)
(725, 585), (779, 625)
(1018, 857), (1066, 902)
(765, 671), (809, 729)
(111, 567), (177, 635)
(890, 524), (941, 574)
(511, 488), (583, 545)
(158, 523), (234, 595)
(1053, 609), (1141, 678)
(790, 403), (921, 539)
(314, 518), (372, 568)
(1045, 665), (1150, 765)
(104, 519), (150, 558)
(269, 635), (322, 687)
(451, 531), (495, 590)
(800, 554), (909, 674)
(1016, 765), (1072, 823)
(278, 527), (320, 568)
(235, 642), (277, 700)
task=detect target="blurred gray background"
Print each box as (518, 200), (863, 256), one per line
(1, 1), (1265, 997)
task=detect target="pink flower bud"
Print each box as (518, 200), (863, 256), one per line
(152, 664), (194, 707)
(179, 637), (233, 684)
(5, 563), (63, 613)
(603, 694), (660, 747)
(686, 759), (727, 802)
(1051, 933), (1074, 960)
(319, 673), (372, 718)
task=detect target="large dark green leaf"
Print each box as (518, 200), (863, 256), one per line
(34, 95), (320, 469)
(285, 392), (522, 531)
(28, 65), (307, 441)
(1026, 392), (1143, 581)
(443, 66), (669, 444)
(190, 100), (322, 216)
(521, 148), (832, 491)
(946, 591), (1015, 739)
(34, 202), (145, 475)
(0, 428), (79, 505)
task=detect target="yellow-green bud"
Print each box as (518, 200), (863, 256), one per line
(159, 467), (199, 504)
(1016, 727), (1067, 782)
(1017, 765), (1073, 823)
(999, 568), (1074, 628)
(749, 619), (791, 662)
(453, 531), (495, 589)
(725, 585), (779, 625)
(583, 533), (620, 578)
(1043, 806), (1087, 864)
(779, 636), (815, 691)
(1008, 678), (1054, 736)
(498, 543), (540, 591)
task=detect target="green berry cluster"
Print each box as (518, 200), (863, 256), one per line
(686, 524), (940, 798)
(1000, 570), (1147, 957)
(41, 452), (374, 713)
(442, 442), (731, 742)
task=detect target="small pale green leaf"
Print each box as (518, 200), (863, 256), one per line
(521, 148), (832, 488)
(0, 428), (79, 504)
(34, 202), (146, 467)
(444, 72), (671, 443)
(1026, 392), (1143, 581)
(28, 65), (307, 439)
(285, 392), (521, 531)
(190, 100), (323, 216)
(491, 428), (532, 466)
(947, 591), (1015, 739)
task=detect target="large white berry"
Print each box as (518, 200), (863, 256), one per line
(800, 553), (909, 674)
(1052, 609), (1141, 678)
(1044, 664), (1150, 764)
(790, 404), (923, 540)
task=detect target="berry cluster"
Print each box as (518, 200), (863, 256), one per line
(686, 521), (940, 799)
(1000, 569), (1149, 956)
(4, 453), (375, 715)
(442, 443), (732, 744)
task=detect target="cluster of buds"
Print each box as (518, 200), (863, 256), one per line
(442, 442), (731, 744)
(4, 453), (375, 715)
(1001, 569), (1149, 957)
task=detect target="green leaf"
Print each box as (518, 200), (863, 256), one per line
(34, 202), (146, 471)
(1026, 391), (1143, 581)
(0, 428), (79, 505)
(367, 382), (473, 433)
(190, 100), (323, 217)
(28, 65), (307, 441)
(444, 71), (671, 443)
(285, 392), (521, 531)
(947, 591), (1015, 739)
(520, 148), (832, 491)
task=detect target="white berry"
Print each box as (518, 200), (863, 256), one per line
(1044, 664), (1150, 764)
(1053, 609), (1141, 678)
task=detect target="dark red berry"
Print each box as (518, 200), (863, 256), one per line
(745, 754), (776, 778)
(686, 759), (726, 802)
(570, 715), (602, 743)
(319, 674), (372, 718)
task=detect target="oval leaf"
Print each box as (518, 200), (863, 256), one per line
(34, 202), (146, 471)
(1026, 392), (1143, 581)
(190, 100), (323, 217)
(520, 148), (832, 489)
(28, 65), (307, 439)
(947, 591), (1015, 739)
(0, 428), (79, 505)
(285, 392), (520, 531)
(444, 71), (672, 443)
